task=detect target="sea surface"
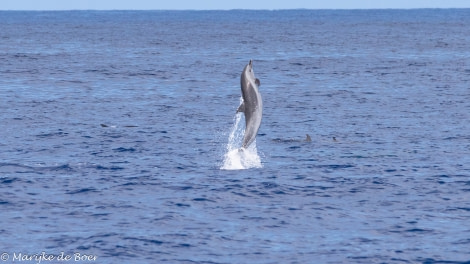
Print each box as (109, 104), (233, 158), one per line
(1, 9), (470, 264)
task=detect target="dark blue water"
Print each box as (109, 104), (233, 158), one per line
(1, 9), (470, 264)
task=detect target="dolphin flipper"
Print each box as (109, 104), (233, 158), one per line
(237, 102), (245, 113)
(255, 78), (260, 87)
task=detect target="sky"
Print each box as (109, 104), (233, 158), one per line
(1, 0), (470, 10)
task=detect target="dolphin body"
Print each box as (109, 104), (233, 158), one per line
(237, 60), (263, 149)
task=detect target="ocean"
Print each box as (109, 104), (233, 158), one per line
(1, 9), (470, 263)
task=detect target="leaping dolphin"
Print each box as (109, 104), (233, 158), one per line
(237, 60), (263, 149)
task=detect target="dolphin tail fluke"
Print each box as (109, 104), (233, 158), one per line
(236, 102), (245, 113)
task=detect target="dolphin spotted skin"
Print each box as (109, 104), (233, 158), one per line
(237, 60), (263, 149)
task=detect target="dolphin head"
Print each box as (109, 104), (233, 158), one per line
(242, 60), (255, 81)
(241, 59), (261, 89)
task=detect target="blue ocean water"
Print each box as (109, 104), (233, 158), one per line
(1, 9), (470, 263)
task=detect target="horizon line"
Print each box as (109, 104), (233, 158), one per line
(1, 7), (469, 11)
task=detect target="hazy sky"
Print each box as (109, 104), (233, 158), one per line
(1, 0), (470, 10)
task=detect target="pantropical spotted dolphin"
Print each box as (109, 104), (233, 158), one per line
(237, 60), (263, 149)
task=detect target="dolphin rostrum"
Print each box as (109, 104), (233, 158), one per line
(237, 60), (263, 149)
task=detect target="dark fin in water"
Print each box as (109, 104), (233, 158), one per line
(100, 124), (108, 128)
(236, 102), (245, 113)
(124, 125), (138, 128)
(333, 137), (337, 142)
(255, 78), (261, 87)
(306, 134), (312, 142)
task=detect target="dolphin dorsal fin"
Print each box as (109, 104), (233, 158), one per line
(255, 78), (260, 87)
(306, 134), (312, 142)
(237, 102), (245, 113)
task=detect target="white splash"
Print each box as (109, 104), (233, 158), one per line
(221, 106), (262, 170)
